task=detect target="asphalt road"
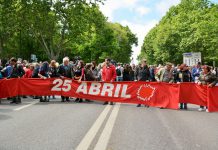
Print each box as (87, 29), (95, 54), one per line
(0, 97), (218, 150)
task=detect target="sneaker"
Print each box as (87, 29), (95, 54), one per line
(198, 108), (205, 112)
(103, 102), (108, 105)
(79, 99), (83, 103)
(85, 100), (93, 102)
(136, 104), (141, 107)
(206, 109), (209, 113)
(75, 98), (80, 102)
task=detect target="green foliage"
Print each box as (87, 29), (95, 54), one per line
(0, 0), (137, 63)
(140, 0), (218, 65)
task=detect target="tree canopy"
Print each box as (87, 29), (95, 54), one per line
(139, 0), (218, 65)
(0, 0), (137, 63)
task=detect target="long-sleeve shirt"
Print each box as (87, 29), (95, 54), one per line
(102, 65), (117, 82)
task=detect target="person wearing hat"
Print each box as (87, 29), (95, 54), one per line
(197, 65), (218, 112)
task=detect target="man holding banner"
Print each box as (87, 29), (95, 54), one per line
(197, 65), (218, 112)
(7, 57), (25, 104)
(102, 58), (117, 105)
(58, 57), (74, 102)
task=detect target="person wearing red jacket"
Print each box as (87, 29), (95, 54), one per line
(102, 58), (117, 105)
(23, 64), (34, 78)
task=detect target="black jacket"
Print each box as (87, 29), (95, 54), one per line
(49, 67), (60, 78)
(58, 64), (73, 78)
(176, 70), (192, 82)
(8, 65), (25, 78)
(135, 66), (150, 81)
(85, 69), (96, 81)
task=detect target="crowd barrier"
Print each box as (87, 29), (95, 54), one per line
(0, 78), (217, 112)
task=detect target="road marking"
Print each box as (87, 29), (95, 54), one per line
(14, 101), (39, 111)
(75, 104), (112, 150)
(94, 103), (121, 150)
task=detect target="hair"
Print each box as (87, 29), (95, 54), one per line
(101, 62), (106, 68)
(203, 65), (211, 72)
(41, 61), (49, 72)
(105, 57), (111, 62)
(166, 62), (173, 66)
(10, 57), (17, 63)
(63, 57), (69, 63)
(25, 63), (30, 68)
(91, 61), (97, 67)
(79, 60), (85, 68)
(29, 64), (34, 70)
(23, 60), (28, 64)
(85, 63), (93, 70)
(179, 64), (185, 71)
(50, 60), (57, 67)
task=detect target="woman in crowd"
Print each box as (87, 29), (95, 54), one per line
(74, 60), (85, 102)
(48, 60), (60, 100)
(85, 63), (97, 81)
(49, 60), (59, 78)
(38, 61), (50, 102)
(23, 64), (34, 78)
(31, 63), (41, 99)
(84, 63), (97, 102)
(98, 62), (106, 81)
(197, 65), (218, 112)
(176, 64), (192, 110)
(123, 64), (132, 81)
(32, 63), (40, 78)
(91, 61), (99, 81)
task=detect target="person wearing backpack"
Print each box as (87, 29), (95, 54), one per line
(116, 63), (123, 81)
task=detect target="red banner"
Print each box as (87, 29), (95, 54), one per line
(207, 87), (218, 112)
(0, 78), (218, 112)
(179, 83), (207, 106)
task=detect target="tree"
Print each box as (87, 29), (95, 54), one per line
(0, 0), (137, 63)
(140, 0), (218, 65)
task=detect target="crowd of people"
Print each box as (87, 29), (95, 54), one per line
(0, 57), (218, 112)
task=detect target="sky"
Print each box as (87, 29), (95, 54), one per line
(99, 0), (218, 64)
